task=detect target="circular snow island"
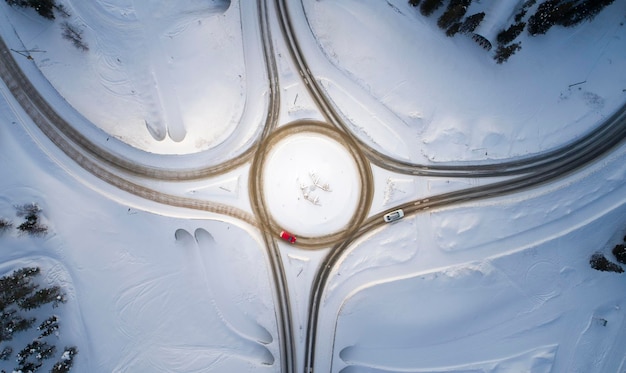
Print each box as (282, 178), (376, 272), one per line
(253, 121), (372, 247)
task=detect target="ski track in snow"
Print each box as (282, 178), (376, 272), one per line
(176, 227), (275, 365)
(58, 0), (240, 153)
(338, 344), (558, 373)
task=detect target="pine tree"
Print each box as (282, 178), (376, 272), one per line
(497, 22), (526, 45)
(494, 42), (522, 63)
(590, 252), (624, 273)
(438, 0), (471, 30)
(528, 0), (614, 35)
(612, 244), (626, 265)
(420, 0), (444, 17)
(514, 0), (537, 23)
(0, 346), (11, 360)
(18, 286), (64, 311)
(561, 0), (615, 26)
(51, 346), (77, 373)
(37, 315), (59, 338)
(528, 0), (561, 35)
(28, 0), (56, 19)
(446, 22), (462, 37)
(0, 267), (40, 311)
(459, 12), (485, 34)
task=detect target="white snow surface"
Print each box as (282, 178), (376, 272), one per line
(0, 0), (625, 372)
(263, 133), (360, 237)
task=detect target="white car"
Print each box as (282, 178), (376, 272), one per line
(383, 209), (404, 223)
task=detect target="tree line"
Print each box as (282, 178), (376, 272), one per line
(0, 267), (77, 373)
(409, 0), (616, 63)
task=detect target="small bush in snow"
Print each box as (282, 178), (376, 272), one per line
(0, 218), (12, 234)
(14, 203), (47, 237)
(53, 3), (69, 17)
(61, 22), (89, 52)
(16, 215), (47, 237)
(14, 203), (41, 218)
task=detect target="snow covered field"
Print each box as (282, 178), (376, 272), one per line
(0, 0), (625, 372)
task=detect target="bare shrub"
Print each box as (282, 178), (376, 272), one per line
(61, 21), (89, 52)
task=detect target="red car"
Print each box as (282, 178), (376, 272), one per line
(280, 230), (296, 244)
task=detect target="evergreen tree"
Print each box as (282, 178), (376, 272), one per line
(494, 42), (522, 63)
(18, 286), (64, 311)
(459, 12), (485, 34)
(37, 316), (59, 338)
(0, 347), (11, 360)
(528, 0), (615, 35)
(51, 346), (77, 373)
(590, 252), (624, 273)
(4, 0), (55, 19)
(438, 0), (471, 30)
(497, 22), (526, 45)
(0, 267), (39, 310)
(0, 267), (76, 371)
(514, 0), (537, 22)
(446, 22), (462, 37)
(36, 341), (56, 360)
(420, 0), (444, 17)
(528, 0), (561, 35)
(28, 0), (55, 19)
(612, 244), (626, 265)
(561, 0), (615, 26)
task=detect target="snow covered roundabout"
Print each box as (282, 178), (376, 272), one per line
(250, 121), (373, 247)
